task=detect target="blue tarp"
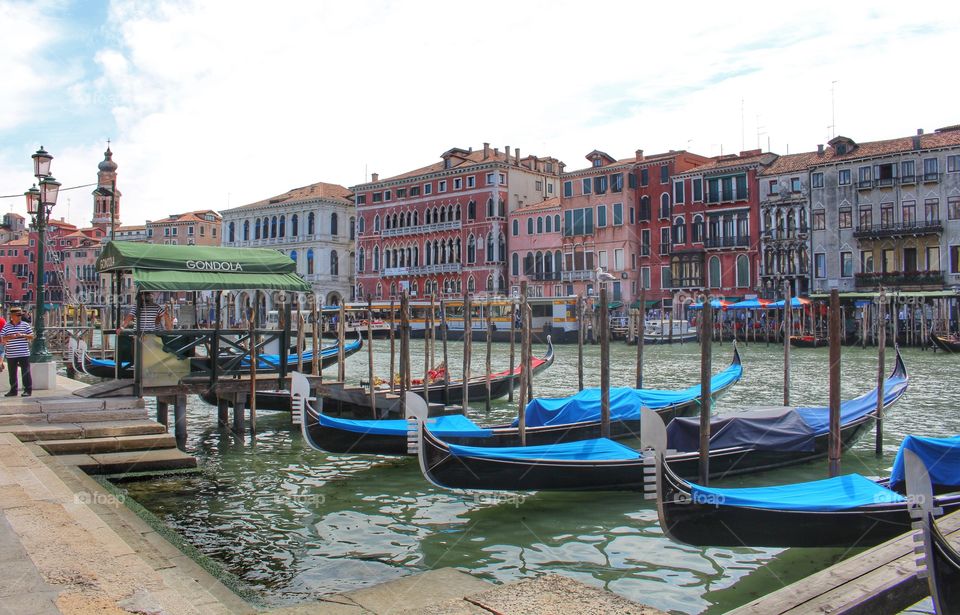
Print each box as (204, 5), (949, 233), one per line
(690, 473), (905, 511)
(768, 297), (809, 308)
(667, 359), (908, 452)
(241, 339), (358, 369)
(445, 436), (641, 461)
(889, 435), (960, 490)
(688, 300), (727, 310)
(319, 413), (492, 438)
(89, 358), (131, 368)
(517, 358), (742, 428)
(727, 299), (770, 310)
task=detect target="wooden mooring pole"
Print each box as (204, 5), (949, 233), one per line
(485, 309), (492, 413)
(875, 288), (887, 455)
(389, 298), (396, 392)
(462, 292), (472, 413)
(367, 295), (377, 418)
(337, 304), (346, 383)
(311, 299), (319, 378)
(600, 286), (611, 439)
(508, 298), (516, 402)
(783, 281), (791, 406)
(441, 298), (449, 405)
(399, 293), (409, 417)
(249, 292), (258, 437)
(577, 295), (585, 392)
(636, 288), (646, 389)
(518, 282), (529, 446)
(829, 289), (842, 477)
(699, 303), (713, 485)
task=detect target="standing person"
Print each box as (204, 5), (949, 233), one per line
(1, 307), (34, 397)
(0, 314), (6, 382)
(116, 292), (172, 333)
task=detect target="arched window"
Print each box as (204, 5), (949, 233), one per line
(486, 275), (494, 291)
(373, 246), (380, 271)
(308, 212), (316, 235)
(330, 212), (338, 236)
(535, 251), (543, 274)
(455, 205), (461, 220)
(468, 200), (476, 220)
(289, 250), (298, 272)
(660, 193), (671, 219)
(468, 276), (476, 293)
(349, 217), (355, 240)
(227, 222), (235, 242)
(467, 235), (476, 263)
(691, 215), (704, 242)
(487, 234), (494, 261)
(358, 216), (364, 234)
(254, 218), (261, 240)
(537, 217), (543, 233)
(512, 252), (520, 276)
(708, 255), (721, 287)
(545, 216), (552, 233)
(673, 216), (686, 244)
(527, 218), (534, 234)
(243, 220), (250, 240)
(425, 241), (432, 265)
(487, 198), (494, 217)
(498, 198), (505, 217)
(524, 252), (534, 275)
(279, 215), (285, 238)
(554, 250), (562, 275)
(736, 254), (750, 287)
(271, 216), (278, 238)
(554, 214), (561, 231)
(426, 209), (432, 224)
(454, 238), (461, 262)
(358, 247), (365, 272)
(291, 214), (299, 236)
(498, 235), (505, 262)
(373, 214), (379, 232)
(413, 245), (419, 267)
(413, 211), (418, 226)
(376, 282), (383, 299)
(512, 219), (519, 236)
(307, 249), (315, 275)
(331, 251), (339, 276)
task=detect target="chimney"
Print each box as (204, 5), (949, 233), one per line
(515, 148), (520, 165)
(636, 149), (645, 162)
(483, 142), (490, 159)
(817, 144), (824, 155)
(371, 172), (379, 182)
(917, 128), (924, 135)
(494, 147), (499, 158)
(913, 135), (922, 150)
(505, 145), (511, 160)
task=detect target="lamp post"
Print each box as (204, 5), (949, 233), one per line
(25, 146), (59, 363)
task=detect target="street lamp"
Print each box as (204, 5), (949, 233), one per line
(25, 146), (59, 363)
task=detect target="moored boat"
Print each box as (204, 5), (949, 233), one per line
(931, 333), (960, 353)
(789, 335), (827, 348)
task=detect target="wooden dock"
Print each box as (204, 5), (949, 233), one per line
(729, 509), (960, 614)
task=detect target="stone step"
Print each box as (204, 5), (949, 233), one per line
(0, 400), (44, 416)
(80, 419), (167, 438)
(0, 423), (83, 441)
(0, 413), (46, 426)
(55, 448), (197, 474)
(47, 408), (149, 424)
(39, 433), (177, 455)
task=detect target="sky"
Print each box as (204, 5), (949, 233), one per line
(1, 0), (959, 229)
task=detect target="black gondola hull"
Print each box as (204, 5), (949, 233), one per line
(932, 334), (960, 353)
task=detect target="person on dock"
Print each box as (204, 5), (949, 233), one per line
(1, 307), (34, 397)
(117, 292), (173, 333)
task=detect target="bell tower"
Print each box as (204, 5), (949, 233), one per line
(91, 142), (121, 233)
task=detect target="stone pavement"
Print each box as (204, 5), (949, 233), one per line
(0, 432), (250, 615)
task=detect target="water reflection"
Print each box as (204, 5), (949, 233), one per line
(122, 340), (958, 613)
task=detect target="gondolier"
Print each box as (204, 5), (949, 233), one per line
(117, 292), (172, 333)
(1, 307), (34, 397)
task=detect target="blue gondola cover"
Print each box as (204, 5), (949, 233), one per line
(518, 360), (742, 427)
(320, 413), (492, 438)
(445, 437), (642, 461)
(668, 407), (817, 452)
(690, 473), (905, 511)
(889, 434), (960, 490)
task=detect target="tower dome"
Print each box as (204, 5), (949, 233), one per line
(98, 146), (118, 173)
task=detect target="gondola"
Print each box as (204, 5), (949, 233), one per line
(197, 335), (363, 410)
(417, 350), (907, 492)
(654, 425), (960, 549)
(906, 445), (960, 615)
(302, 348), (742, 456)
(931, 333), (960, 353)
(789, 335), (827, 348)
(372, 336), (555, 404)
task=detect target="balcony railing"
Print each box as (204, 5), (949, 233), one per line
(531, 272), (561, 281)
(853, 219), (943, 239)
(923, 172), (942, 183)
(561, 270), (594, 281)
(382, 220), (461, 237)
(855, 270), (944, 288)
(704, 236), (751, 249)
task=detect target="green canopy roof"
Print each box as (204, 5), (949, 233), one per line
(96, 241), (310, 292)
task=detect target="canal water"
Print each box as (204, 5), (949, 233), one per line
(122, 339), (957, 613)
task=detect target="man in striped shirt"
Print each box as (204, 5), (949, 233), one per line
(1, 307), (34, 397)
(117, 292), (172, 333)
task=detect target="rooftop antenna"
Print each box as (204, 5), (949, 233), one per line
(741, 98), (745, 151)
(829, 80), (838, 139)
(756, 113), (766, 150)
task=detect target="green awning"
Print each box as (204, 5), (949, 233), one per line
(608, 301), (623, 309)
(134, 270), (310, 292)
(96, 241), (309, 292)
(629, 299), (665, 309)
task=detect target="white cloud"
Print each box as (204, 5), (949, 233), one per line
(2, 0), (959, 227)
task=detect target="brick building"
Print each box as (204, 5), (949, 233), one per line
(353, 143), (561, 300)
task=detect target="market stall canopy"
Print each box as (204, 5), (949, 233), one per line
(727, 298), (771, 310)
(768, 297), (811, 309)
(95, 242), (311, 292)
(688, 299), (731, 310)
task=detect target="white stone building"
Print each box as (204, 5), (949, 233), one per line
(220, 181), (355, 319)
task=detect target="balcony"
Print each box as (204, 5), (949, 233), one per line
(923, 172), (942, 183)
(382, 220), (461, 237)
(532, 272), (561, 282)
(561, 270), (594, 282)
(411, 263), (462, 275)
(704, 236), (751, 249)
(853, 219), (943, 239)
(855, 270), (944, 288)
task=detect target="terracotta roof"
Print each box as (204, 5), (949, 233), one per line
(359, 147), (561, 186)
(514, 197), (561, 213)
(564, 150), (695, 175)
(677, 151), (777, 175)
(760, 152), (821, 176)
(2, 237), (29, 246)
(116, 225), (146, 231)
(228, 181), (353, 211)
